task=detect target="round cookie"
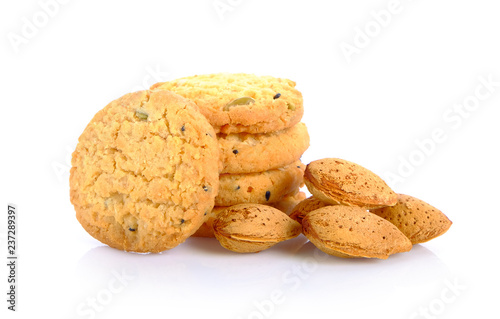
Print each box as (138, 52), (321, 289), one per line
(215, 161), (305, 207)
(70, 90), (220, 253)
(218, 122), (310, 174)
(150, 73), (304, 134)
(193, 192), (306, 238)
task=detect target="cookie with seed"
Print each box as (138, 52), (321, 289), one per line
(215, 161), (305, 206)
(70, 90), (220, 253)
(289, 196), (331, 224)
(193, 192), (306, 238)
(370, 194), (452, 244)
(151, 73), (304, 134)
(218, 122), (310, 174)
(302, 206), (412, 259)
(304, 158), (397, 209)
(213, 204), (302, 253)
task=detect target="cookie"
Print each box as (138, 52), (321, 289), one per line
(304, 158), (397, 209)
(70, 90), (220, 253)
(269, 191), (307, 216)
(193, 192), (306, 238)
(215, 161), (305, 207)
(302, 206), (412, 259)
(151, 73), (304, 134)
(218, 122), (310, 174)
(370, 194), (452, 244)
(213, 204), (302, 253)
(289, 196), (331, 224)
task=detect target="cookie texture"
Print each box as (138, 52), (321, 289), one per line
(151, 73), (304, 134)
(215, 161), (305, 206)
(370, 194), (452, 244)
(289, 196), (331, 224)
(70, 90), (220, 253)
(302, 206), (412, 259)
(218, 122), (310, 174)
(193, 192), (306, 238)
(304, 158), (397, 209)
(213, 204), (302, 253)
(269, 191), (307, 216)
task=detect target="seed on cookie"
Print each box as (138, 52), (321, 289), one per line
(232, 149), (238, 155)
(370, 194), (452, 244)
(265, 191), (271, 201)
(223, 96), (256, 111)
(273, 93), (281, 99)
(135, 109), (148, 120)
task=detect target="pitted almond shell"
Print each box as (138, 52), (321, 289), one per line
(213, 204), (301, 253)
(302, 205), (412, 259)
(370, 194), (452, 244)
(289, 196), (331, 224)
(304, 158), (397, 209)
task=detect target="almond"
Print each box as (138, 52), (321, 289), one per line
(213, 204), (301, 253)
(304, 158), (397, 209)
(302, 206), (412, 259)
(289, 196), (331, 224)
(370, 194), (452, 244)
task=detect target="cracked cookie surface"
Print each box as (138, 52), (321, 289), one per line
(150, 73), (304, 134)
(70, 90), (220, 253)
(218, 122), (309, 174)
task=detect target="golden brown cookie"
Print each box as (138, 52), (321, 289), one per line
(218, 122), (310, 174)
(70, 90), (220, 253)
(289, 196), (331, 224)
(302, 206), (412, 259)
(269, 191), (307, 216)
(304, 158), (397, 209)
(213, 204), (301, 253)
(151, 73), (304, 134)
(370, 194), (452, 244)
(193, 192), (306, 238)
(215, 161), (305, 206)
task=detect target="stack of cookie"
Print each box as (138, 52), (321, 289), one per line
(151, 73), (310, 237)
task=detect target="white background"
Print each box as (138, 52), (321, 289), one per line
(1, 0), (499, 318)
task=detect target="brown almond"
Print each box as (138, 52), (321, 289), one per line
(370, 194), (452, 244)
(302, 206), (412, 259)
(289, 196), (331, 224)
(304, 158), (397, 209)
(213, 204), (301, 253)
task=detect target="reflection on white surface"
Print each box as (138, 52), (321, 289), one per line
(69, 236), (453, 319)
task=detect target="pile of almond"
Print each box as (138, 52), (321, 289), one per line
(212, 158), (452, 259)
